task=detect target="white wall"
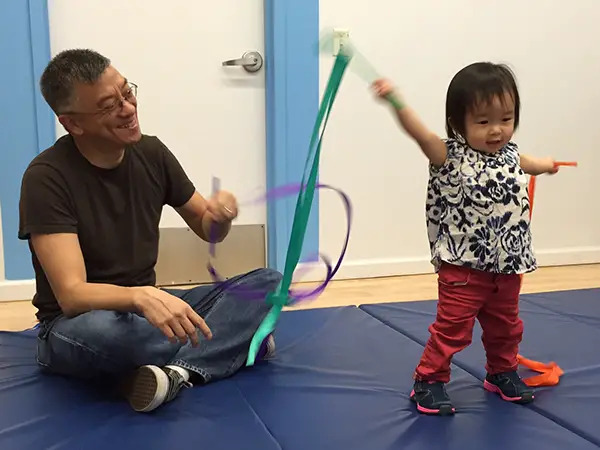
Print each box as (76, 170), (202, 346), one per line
(318, 0), (600, 279)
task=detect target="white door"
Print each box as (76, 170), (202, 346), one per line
(48, 0), (267, 283)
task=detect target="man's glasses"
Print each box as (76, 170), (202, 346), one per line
(61, 82), (138, 116)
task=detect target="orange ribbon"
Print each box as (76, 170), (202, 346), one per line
(516, 354), (565, 386)
(517, 161), (576, 386)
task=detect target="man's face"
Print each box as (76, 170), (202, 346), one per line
(60, 65), (142, 147)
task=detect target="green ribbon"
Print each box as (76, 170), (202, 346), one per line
(246, 51), (352, 366)
(319, 34), (405, 111)
(246, 35), (404, 365)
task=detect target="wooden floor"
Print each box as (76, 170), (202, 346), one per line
(1, 264), (599, 332)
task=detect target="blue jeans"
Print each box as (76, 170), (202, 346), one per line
(36, 268), (281, 384)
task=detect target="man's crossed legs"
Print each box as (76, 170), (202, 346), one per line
(35, 268), (281, 412)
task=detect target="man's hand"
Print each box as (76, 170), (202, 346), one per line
(206, 189), (238, 223)
(132, 287), (212, 346)
(176, 190), (237, 243)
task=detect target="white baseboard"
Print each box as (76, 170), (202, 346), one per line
(296, 257), (433, 282)
(0, 280), (35, 302)
(535, 247), (600, 267)
(1, 247), (598, 301)
(297, 246), (600, 282)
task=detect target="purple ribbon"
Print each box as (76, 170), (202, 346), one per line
(207, 182), (352, 306)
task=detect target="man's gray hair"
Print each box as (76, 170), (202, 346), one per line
(40, 49), (111, 114)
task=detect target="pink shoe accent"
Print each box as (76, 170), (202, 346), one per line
(484, 380), (534, 402)
(416, 403), (455, 414)
(410, 390), (456, 415)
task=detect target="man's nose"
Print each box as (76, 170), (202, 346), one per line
(118, 97), (136, 115)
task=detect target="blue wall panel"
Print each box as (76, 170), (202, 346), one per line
(264, 0), (320, 271)
(0, 0), (54, 280)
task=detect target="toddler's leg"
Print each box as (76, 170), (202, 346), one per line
(412, 263), (486, 415)
(414, 263), (483, 382)
(479, 273), (523, 374)
(479, 273), (534, 404)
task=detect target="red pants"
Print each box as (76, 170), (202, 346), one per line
(415, 262), (523, 383)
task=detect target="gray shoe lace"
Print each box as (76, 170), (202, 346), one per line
(164, 369), (192, 403)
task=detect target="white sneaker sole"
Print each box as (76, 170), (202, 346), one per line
(125, 365), (169, 413)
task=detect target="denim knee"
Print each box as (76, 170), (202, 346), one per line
(37, 311), (173, 378)
(250, 267), (283, 287)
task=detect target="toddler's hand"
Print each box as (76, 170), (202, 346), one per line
(541, 157), (559, 175)
(371, 78), (396, 99)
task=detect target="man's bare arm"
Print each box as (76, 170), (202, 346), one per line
(31, 233), (138, 316)
(31, 233), (211, 344)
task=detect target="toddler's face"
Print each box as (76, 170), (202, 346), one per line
(464, 91), (515, 153)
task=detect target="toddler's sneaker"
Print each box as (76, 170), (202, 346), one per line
(410, 380), (455, 415)
(484, 371), (534, 404)
(123, 365), (191, 413)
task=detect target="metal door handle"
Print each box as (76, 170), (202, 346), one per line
(222, 51), (263, 73)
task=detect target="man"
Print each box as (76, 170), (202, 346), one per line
(18, 49), (281, 413)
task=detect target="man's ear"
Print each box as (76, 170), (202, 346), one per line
(58, 114), (84, 136)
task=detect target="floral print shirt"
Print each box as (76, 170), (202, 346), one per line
(425, 139), (536, 274)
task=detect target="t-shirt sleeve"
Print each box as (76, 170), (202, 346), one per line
(155, 138), (196, 207)
(18, 163), (78, 240)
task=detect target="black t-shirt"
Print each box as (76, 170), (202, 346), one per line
(18, 134), (195, 322)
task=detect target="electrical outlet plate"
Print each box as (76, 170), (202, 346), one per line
(333, 28), (349, 56)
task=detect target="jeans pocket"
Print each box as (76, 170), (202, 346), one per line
(36, 336), (52, 369)
(36, 317), (62, 368)
(438, 263), (471, 287)
(37, 316), (60, 340)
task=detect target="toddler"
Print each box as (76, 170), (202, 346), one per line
(373, 62), (558, 415)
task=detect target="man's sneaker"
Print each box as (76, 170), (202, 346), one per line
(484, 371), (534, 404)
(256, 333), (276, 361)
(410, 380), (455, 415)
(123, 365), (192, 413)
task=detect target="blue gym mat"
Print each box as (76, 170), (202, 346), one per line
(520, 288), (600, 328)
(0, 330), (281, 450)
(360, 288), (600, 447)
(1, 297), (598, 449)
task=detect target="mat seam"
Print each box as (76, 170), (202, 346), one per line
(233, 381), (284, 450)
(357, 305), (600, 448)
(521, 298), (600, 331)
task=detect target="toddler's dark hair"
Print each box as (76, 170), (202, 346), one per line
(445, 62), (520, 140)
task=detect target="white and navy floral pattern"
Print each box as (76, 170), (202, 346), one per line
(426, 139), (536, 274)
